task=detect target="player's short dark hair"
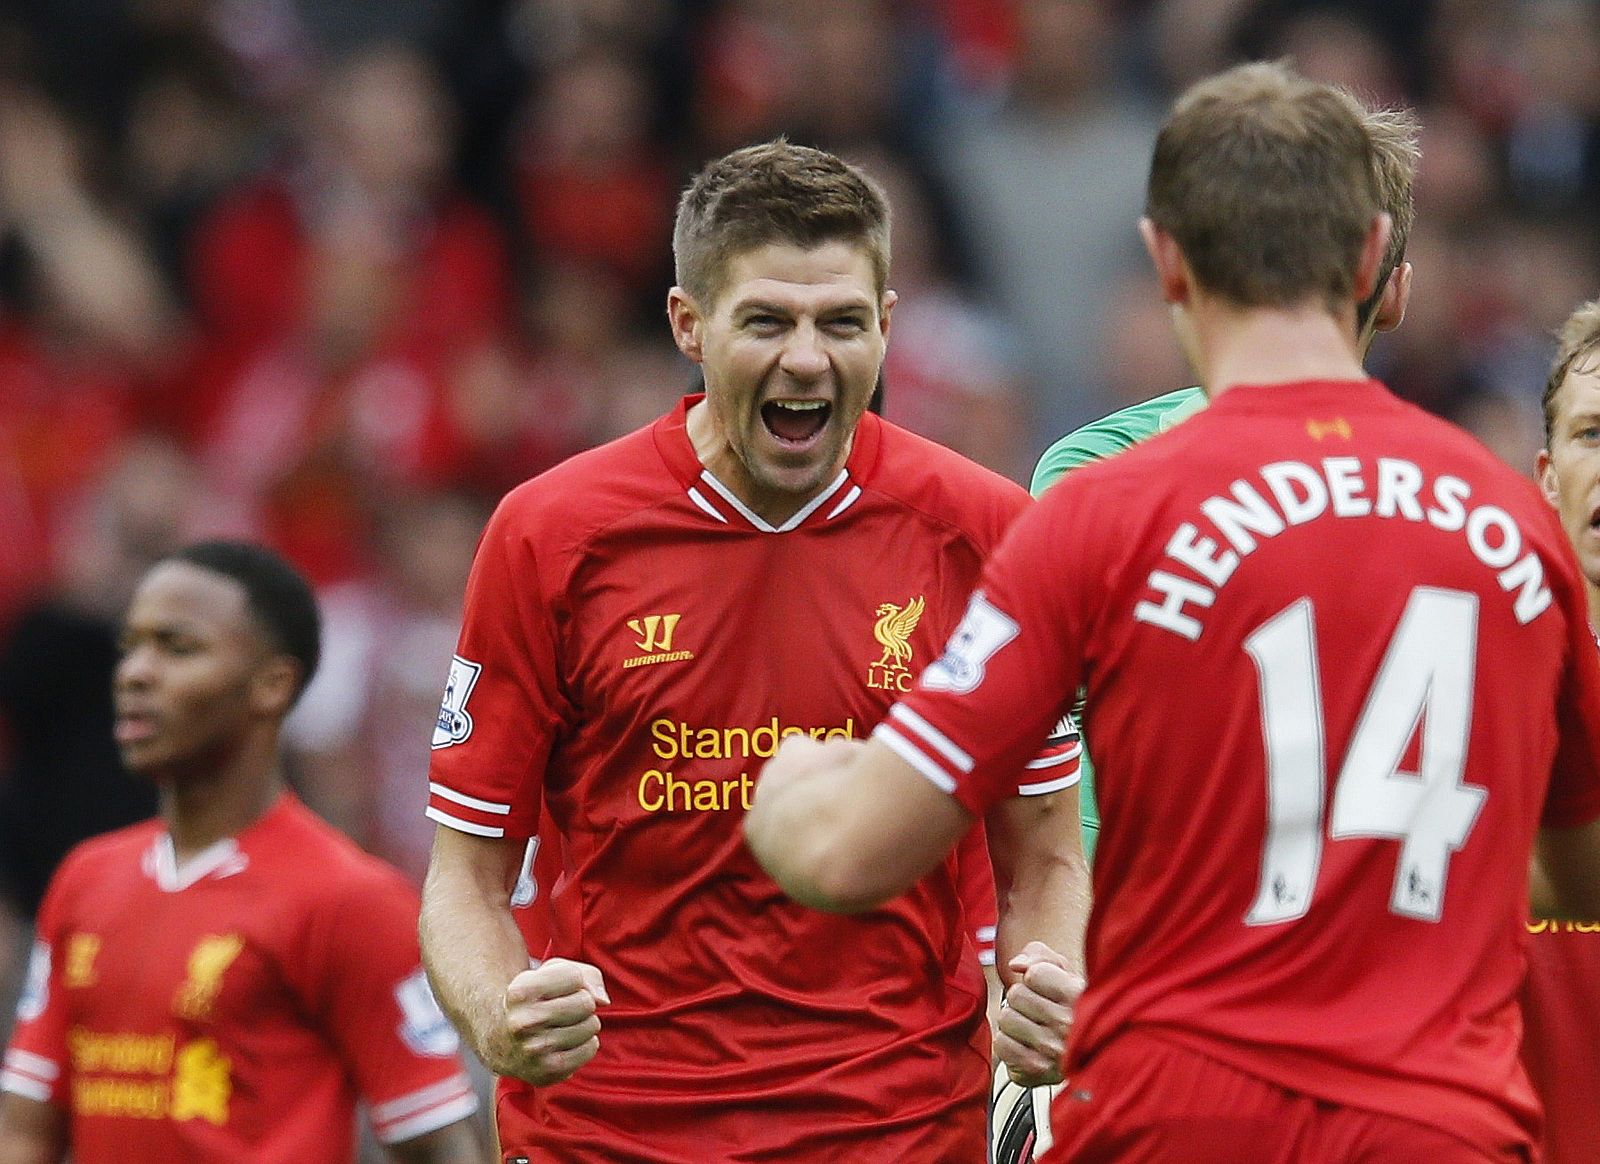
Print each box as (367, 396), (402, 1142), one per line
(1147, 61), (1382, 314)
(167, 540), (322, 700)
(1543, 299), (1600, 442)
(672, 138), (891, 310)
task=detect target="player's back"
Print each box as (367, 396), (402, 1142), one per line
(1060, 378), (1599, 1149)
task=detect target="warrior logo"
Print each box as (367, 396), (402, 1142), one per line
(623, 614), (694, 669)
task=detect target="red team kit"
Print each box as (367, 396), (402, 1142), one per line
(883, 379), (1600, 1158)
(427, 397), (1077, 1159)
(2, 795), (477, 1162)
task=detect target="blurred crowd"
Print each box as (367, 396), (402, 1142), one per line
(1, 0), (1598, 918)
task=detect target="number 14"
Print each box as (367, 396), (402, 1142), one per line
(1243, 588), (1486, 926)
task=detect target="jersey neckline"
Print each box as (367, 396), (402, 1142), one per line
(651, 394), (883, 533)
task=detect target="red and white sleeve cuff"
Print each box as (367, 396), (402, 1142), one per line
(370, 1073), (479, 1143)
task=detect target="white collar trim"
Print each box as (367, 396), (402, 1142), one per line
(696, 468), (851, 533)
(142, 834), (249, 892)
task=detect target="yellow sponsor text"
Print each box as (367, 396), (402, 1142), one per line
(74, 1076), (169, 1119)
(1527, 919), (1600, 934)
(68, 1029), (174, 1074)
(638, 769), (754, 813)
(650, 717), (856, 761)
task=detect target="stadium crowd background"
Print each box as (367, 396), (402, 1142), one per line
(1, 0), (1598, 1072)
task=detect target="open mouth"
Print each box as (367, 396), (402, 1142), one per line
(114, 711), (158, 745)
(761, 399), (831, 447)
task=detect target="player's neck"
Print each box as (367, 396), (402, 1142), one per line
(158, 735), (287, 860)
(686, 398), (853, 526)
(1190, 299), (1368, 401)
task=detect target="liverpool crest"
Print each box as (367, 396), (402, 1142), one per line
(868, 596), (925, 692)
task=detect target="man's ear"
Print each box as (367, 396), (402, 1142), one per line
(1373, 260), (1413, 334)
(879, 288), (896, 342)
(667, 287), (705, 363)
(251, 656), (300, 719)
(1139, 217), (1190, 306)
(1537, 448), (1559, 509)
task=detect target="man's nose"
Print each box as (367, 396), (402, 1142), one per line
(115, 643), (155, 690)
(779, 321), (828, 379)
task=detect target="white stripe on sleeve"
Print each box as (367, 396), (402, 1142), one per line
(873, 723), (957, 793)
(887, 705), (974, 772)
(424, 806), (506, 838)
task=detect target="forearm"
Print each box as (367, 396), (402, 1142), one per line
(995, 849), (1090, 982)
(419, 829), (531, 1071)
(747, 737), (975, 914)
(0, 1093), (67, 1164)
(990, 790), (1090, 982)
(1535, 818), (1600, 921)
(744, 762), (856, 912)
(387, 1118), (488, 1164)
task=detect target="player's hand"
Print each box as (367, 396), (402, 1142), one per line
(756, 735), (865, 799)
(995, 941), (1083, 1088)
(492, 958), (610, 1086)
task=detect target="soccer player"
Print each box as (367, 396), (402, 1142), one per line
(747, 61), (1600, 1164)
(0, 541), (484, 1164)
(418, 140), (1088, 1160)
(990, 99), (1419, 1097)
(1528, 298), (1600, 1164)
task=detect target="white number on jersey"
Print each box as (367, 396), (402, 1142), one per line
(1243, 587), (1486, 926)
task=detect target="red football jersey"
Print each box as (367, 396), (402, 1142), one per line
(888, 380), (1600, 1153)
(426, 397), (1076, 1160)
(1, 795), (477, 1162)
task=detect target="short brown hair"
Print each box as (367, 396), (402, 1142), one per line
(1147, 61), (1383, 312)
(1542, 299), (1600, 441)
(672, 139), (891, 310)
(1356, 103), (1420, 330)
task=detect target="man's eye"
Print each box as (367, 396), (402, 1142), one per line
(827, 317), (866, 334)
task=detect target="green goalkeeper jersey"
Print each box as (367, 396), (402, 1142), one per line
(1028, 386), (1206, 861)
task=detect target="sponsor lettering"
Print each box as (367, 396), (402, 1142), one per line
(649, 717), (855, 761)
(69, 1030), (174, 1074)
(1527, 919), (1600, 934)
(66, 1029), (230, 1124)
(638, 770), (755, 812)
(74, 1077), (168, 1119)
(639, 716), (859, 813)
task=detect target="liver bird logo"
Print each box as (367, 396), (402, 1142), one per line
(874, 596), (926, 668)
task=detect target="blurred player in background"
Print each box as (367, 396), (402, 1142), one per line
(419, 139), (1088, 1161)
(1529, 299), (1600, 1164)
(0, 541), (484, 1164)
(748, 61), (1600, 1163)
